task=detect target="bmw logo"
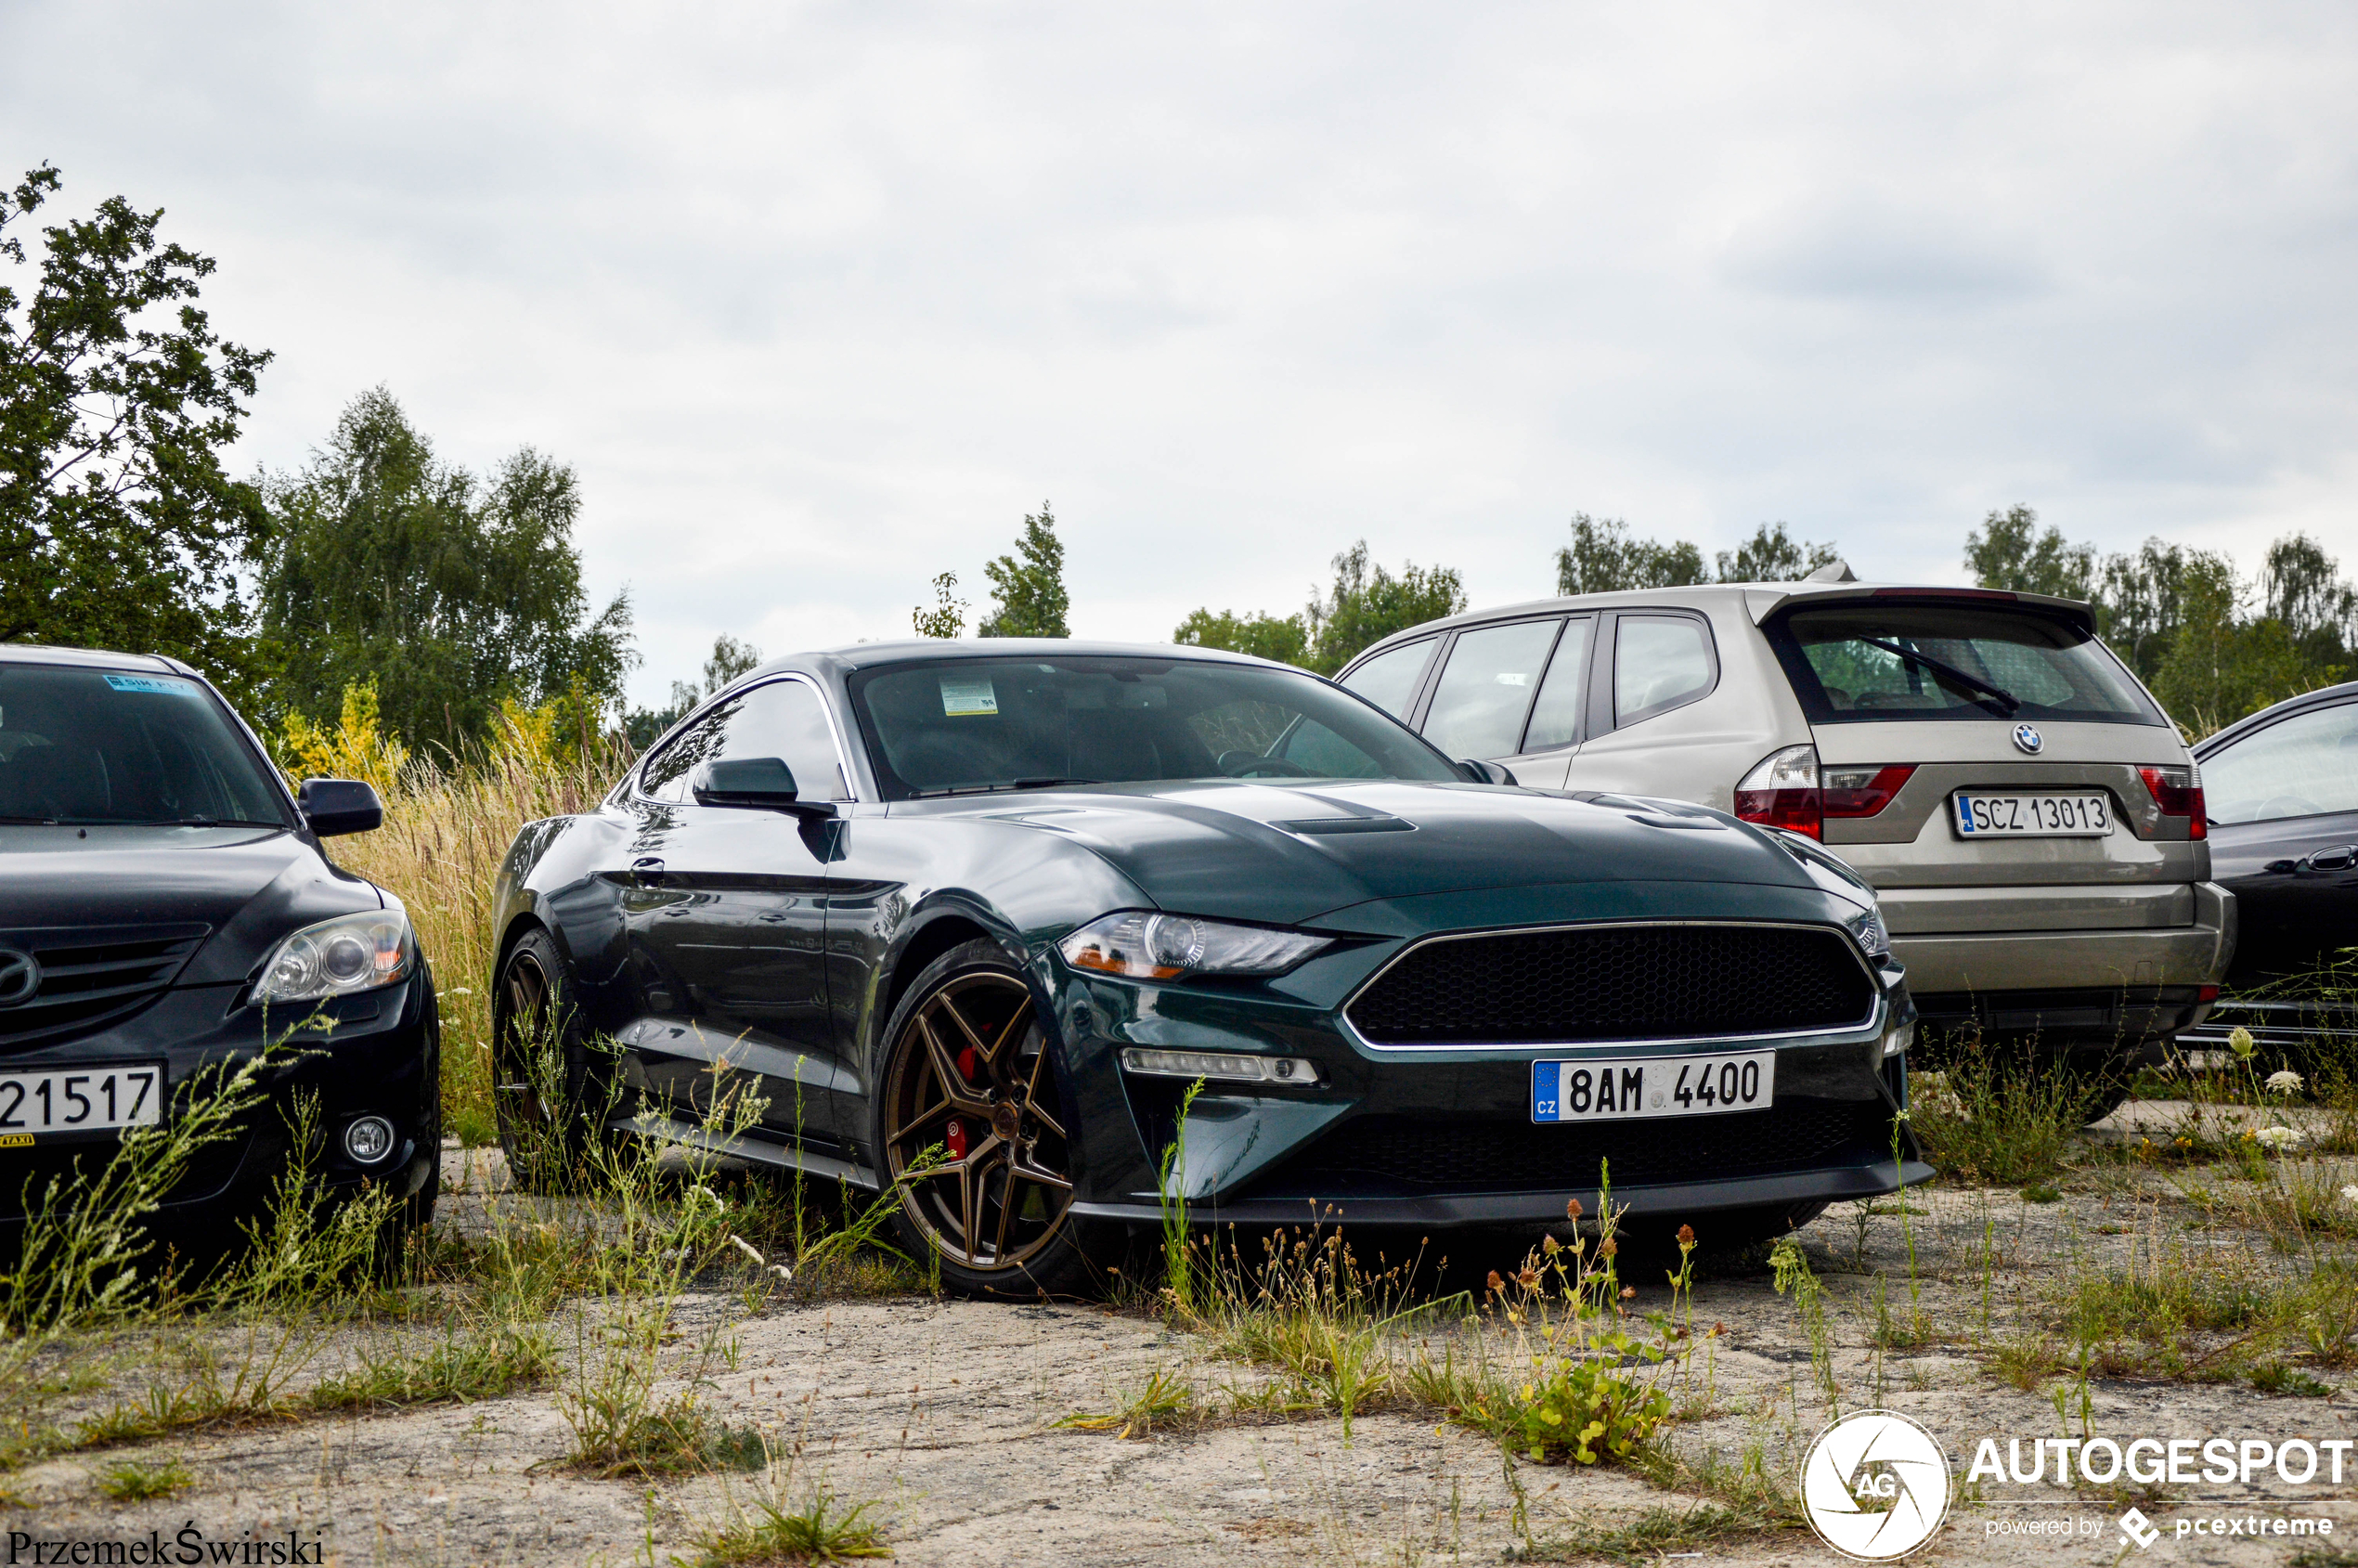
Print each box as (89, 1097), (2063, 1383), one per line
(0, 948), (39, 1008)
(2012, 723), (2043, 755)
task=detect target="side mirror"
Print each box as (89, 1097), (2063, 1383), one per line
(1458, 758), (1520, 786)
(693, 757), (838, 818)
(298, 777), (384, 837)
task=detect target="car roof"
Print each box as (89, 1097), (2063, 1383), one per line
(0, 644), (190, 674)
(1342, 580), (2100, 668)
(2194, 679), (2358, 757)
(763, 639), (1286, 679)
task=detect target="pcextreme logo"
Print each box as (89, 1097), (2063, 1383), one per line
(1799, 1409), (1954, 1561)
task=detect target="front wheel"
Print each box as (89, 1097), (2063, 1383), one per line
(492, 927), (615, 1192)
(872, 940), (1125, 1297)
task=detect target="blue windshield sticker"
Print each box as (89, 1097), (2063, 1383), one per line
(102, 674), (200, 696)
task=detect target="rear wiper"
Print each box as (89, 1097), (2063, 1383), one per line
(1854, 636), (2021, 716)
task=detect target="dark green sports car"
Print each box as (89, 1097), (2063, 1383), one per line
(491, 641), (1925, 1295)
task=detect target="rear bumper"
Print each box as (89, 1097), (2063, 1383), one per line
(1888, 880), (2235, 998)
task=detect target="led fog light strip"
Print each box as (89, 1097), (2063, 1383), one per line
(1120, 1048), (1321, 1086)
(1883, 1018), (1915, 1058)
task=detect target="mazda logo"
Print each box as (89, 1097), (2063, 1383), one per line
(2012, 722), (2044, 755)
(0, 949), (39, 1008)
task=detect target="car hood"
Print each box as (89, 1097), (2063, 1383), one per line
(952, 779), (1825, 927)
(0, 824), (384, 985)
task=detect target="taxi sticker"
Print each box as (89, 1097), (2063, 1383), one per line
(939, 678), (998, 717)
(0, 1134), (32, 1149)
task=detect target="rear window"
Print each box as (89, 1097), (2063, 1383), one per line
(1765, 603), (2163, 728)
(0, 664), (292, 826)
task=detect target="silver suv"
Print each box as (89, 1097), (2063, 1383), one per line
(1337, 575), (2233, 1073)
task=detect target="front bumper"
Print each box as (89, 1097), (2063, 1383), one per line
(0, 971), (439, 1233)
(1051, 929), (1924, 1232)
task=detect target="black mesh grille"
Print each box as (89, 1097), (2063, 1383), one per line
(1253, 1101), (1885, 1197)
(0, 925), (209, 1051)
(1345, 923), (1875, 1046)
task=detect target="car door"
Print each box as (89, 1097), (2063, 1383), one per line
(624, 675), (862, 1150)
(2199, 696), (2358, 988)
(1415, 617), (1592, 789)
(1560, 609), (1736, 799)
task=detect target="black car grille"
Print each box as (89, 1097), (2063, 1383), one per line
(1251, 1101), (1887, 1199)
(1345, 923), (1876, 1047)
(0, 925), (210, 1051)
(0, 1137), (252, 1223)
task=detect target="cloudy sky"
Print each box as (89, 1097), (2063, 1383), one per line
(6, 2), (2355, 706)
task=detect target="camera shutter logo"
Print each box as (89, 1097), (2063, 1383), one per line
(1798, 1409), (1952, 1561)
(0, 948), (39, 1008)
(2012, 722), (2044, 755)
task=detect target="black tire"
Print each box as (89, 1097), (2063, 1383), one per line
(871, 940), (1125, 1298)
(492, 927), (615, 1193)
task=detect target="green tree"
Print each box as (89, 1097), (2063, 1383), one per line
(2261, 534), (2356, 670)
(2152, 552), (2315, 736)
(913, 572), (966, 638)
(977, 502), (1069, 638)
(622, 632), (763, 750)
(1715, 522), (1841, 584)
(1172, 607), (1311, 667)
(2097, 539), (2195, 683)
(1963, 504), (2098, 602)
(1553, 514), (1709, 595)
(0, 164), (274, 699)
(1302, 540), (1466, 674)
(258, 387), (635, 752)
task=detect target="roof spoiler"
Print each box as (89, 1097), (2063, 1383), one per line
(1743, 582), (2099, 634)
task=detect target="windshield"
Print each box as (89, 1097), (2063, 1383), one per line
(847, 655), (1468, 799)
(1765, 603), (2164, 727)
(0, 664), (292, 826)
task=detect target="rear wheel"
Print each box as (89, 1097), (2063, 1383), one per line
(873, 940), (1123, 1297)
(492, 927), (615, 1192)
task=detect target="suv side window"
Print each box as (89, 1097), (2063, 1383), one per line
(1613, 615), (1716, 727)
(1520, 616), (1592, 752)
(641, 679), (851, 804)
(1420, 619), (1561, 760)
(1340, 638), (1437, 719)
(2205, 701), (2358, 824)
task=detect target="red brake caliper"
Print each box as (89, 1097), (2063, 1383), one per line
(946, 1044), (981, 1160)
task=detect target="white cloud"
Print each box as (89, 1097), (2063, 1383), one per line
(5, 0), (2355, 704)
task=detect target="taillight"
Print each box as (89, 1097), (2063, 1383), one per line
(2139, 765), (2208, 841)
(1823, 765), (1916, 819)
(1735, 745), (1823, 837)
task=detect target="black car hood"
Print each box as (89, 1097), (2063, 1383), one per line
(954, 780), (1821, 927)
(0, 825), (384, 986)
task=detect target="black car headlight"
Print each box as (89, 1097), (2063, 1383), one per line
(1840, 905), (1890, 964)
(1059, 912), (1331, 979)
(253, 912), (412, 1004)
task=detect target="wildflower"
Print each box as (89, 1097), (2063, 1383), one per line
(1598, 1238), (1618, 1258)
(2254, 1126), (2305, 1152)
(1517, 1266), (1542, 1289)
(2267, 1069), (2304, 1096)
(1543, 1234), (1561, 1256)
(1620, 1286), (1637, 1300)
(1677, 1224), (1696, 1248)
(1487, 1269), (1506, 1294)
(2340, 1185), (2358, 1205)
(2230, 1026), (2257, 1062)
(1566, 1197), (1584, 1220)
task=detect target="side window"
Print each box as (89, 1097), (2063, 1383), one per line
(642, 680), (851, 803)
(1520, 617), (1592, 752)
(1419, 620), (1561, 761)
(1277, 719), (1386, 778)
(1613, 615), (1716, 728)
(1340, 638), (1436, 719)
(2203, 702), (2358, 824)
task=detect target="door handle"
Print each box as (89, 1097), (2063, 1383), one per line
(630, 856), (667, 887)
(2308, 845), (2358, 873)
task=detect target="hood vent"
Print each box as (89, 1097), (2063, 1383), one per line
(1278, 817), (1414, 836)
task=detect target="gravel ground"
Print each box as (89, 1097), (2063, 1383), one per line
(9, 1106), (2358, 1566)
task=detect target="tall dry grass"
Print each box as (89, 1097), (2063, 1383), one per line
(276, 685), (634, 1146)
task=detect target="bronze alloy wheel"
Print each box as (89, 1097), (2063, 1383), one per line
(881, 968), (1074, 1272)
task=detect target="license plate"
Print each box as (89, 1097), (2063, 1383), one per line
(0, 1063), (164, 1144)
(1952, 792), (2112, 836)
(1531, 1051), (1775, 1124)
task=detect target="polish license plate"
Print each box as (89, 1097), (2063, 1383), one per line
(0, 1063), (164, 1145)
(1530, 1051), (1775, 1124)
(1951, 792), (2112, 836)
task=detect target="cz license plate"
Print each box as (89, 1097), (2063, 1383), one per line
(0, 1063), (164, 1146)
(1531, 1051), (1775, 1124)
(1952, 792), (2112, 836)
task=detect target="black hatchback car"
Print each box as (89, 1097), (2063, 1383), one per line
(0, 646), (439, 1252)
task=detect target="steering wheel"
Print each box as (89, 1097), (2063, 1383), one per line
(2256, 796), (2323, 821)
(1215, 750), (1315, 779)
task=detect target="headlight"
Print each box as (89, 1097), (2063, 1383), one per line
(253, 912), (411, 1004)
(1058, 912), (1331, 979)
(1841, 905), (1891, 963)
